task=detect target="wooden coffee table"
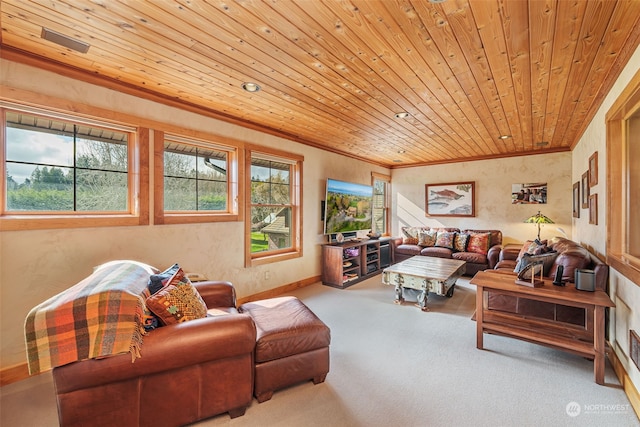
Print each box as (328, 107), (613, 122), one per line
(382, 256), (466, 311)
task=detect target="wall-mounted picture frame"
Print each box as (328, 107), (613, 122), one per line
(425, 181), (475, 217)
(572, 181), (580, 218)
(581, 171), (590, 208)
(511, 182), (547, 204)
(589, 193), (598, 225)
(589, 151), (598, 187)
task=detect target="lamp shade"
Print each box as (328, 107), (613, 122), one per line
(524, 211), (554, 241)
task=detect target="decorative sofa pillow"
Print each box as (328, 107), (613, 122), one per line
(514, 251), (559, 276)
(418, 230), (438, 247)
(148, 263), (181, 295)
(517, 240), (549, 260)
(467, 232), (491, 255)
(454, 233), (469, 252)
(435, 231), (456, 249)
(146, 266), (208, 326)
(402, 226), (427, 245)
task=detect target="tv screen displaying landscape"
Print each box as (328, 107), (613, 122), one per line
(323, 178), (373, 235)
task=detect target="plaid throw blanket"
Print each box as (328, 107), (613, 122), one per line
(24, 262), (151, 375)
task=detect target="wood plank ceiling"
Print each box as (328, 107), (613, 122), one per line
(1, 0), (639, 168)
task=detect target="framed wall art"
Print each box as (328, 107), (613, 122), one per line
(572, 181), (580, 218)
(589, 151), (598, 187)
(511, 182), (547, 204)
(589, 193), (598, 225)
(425, 181), (475, 217)
(581, 171), (590, 208)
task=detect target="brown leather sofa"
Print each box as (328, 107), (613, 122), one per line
(52, 281), (257, 427)
(488, 237), (609, 326)
(391, 227), (503, 276)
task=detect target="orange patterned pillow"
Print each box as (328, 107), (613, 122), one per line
(146, 267), (208, 326)
(467, 233), (491, 255)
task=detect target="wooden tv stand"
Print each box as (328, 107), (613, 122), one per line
(321, 239), (383, 288)
(470, 271), (615, 385)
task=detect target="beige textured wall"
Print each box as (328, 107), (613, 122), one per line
(572, 44), (640, 393)
(0, 61), (389, 368)
(390, 152), (573, 245)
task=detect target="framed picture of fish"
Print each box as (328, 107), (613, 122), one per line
(425, 181), (475, 217)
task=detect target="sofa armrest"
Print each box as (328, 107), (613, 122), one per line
(53, 313), (256, 393)
(487, 245), (502, 269)
(194, 281), (236, 308)
(390, 236), (403, 248)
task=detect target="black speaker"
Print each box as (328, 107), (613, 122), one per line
(552, 265), (565, 286)
(575, 269), (596, 291)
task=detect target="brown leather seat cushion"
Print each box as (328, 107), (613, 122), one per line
(420, 246), (453, 258)
(452, 251), (487, 264)
(240, 296), (330, 363)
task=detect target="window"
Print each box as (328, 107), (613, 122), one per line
(246, 148), (303, 266)
(606, 70), (640, 285)
(1, 106), (147, 230)
(372, 173), (391, 235)
(154, 132), (239, 224)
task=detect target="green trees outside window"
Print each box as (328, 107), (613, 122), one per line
(5, 111), (129, 212)
(163, 139), (228, 212)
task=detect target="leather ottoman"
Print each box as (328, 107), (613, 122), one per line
(239, 296), (331, 402)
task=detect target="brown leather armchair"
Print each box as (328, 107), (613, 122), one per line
(52, 281), (257, 427)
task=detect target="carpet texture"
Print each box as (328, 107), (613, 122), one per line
(2, 276), (638, 426)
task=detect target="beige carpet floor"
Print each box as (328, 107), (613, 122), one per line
(2, 276), (638, 426)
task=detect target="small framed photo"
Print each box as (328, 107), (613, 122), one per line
(572, 182), (580, 218)
(589, 151), (598, 187)
(581, 171), (590, 208)
(589, 194), (598, 225)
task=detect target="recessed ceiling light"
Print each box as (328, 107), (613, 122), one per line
(41, 27), (90, 53)
(241, 82), (261, 92)
(498, 135), (512, 140)
(394, 112), (409, 119)
(397, 150), (406, 154)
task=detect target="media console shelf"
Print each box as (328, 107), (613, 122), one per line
(470, 271), (615, 385)
(322, 239), (381, 288)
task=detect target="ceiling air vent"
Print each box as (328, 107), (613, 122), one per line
(41, 28), (90, 53)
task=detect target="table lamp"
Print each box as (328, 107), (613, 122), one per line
(524, 210), (554, 243)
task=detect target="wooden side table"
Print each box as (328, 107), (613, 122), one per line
(470, 271), (615, 385)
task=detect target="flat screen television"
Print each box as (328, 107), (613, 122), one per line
(323, 178), (373, 236)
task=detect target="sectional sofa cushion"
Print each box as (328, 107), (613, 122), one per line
(452, 251), (486, 264)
